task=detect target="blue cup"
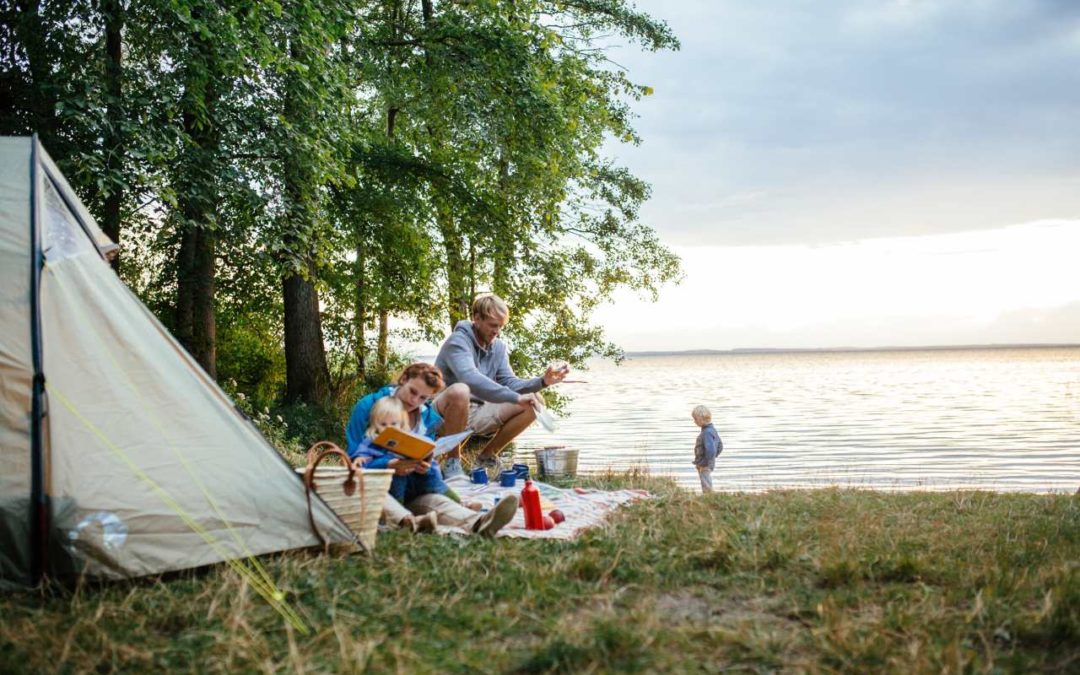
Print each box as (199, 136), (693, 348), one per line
(499, 470), (517, 488)
(513, 463), (530, 481)
(471, 467), (489, 484)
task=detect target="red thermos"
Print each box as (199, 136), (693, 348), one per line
(521, 479), (543, 530)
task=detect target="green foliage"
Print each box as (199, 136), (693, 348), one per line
(271, 400), (347, 455)
(1, 0), (684, 413)
(216, 314), (286, 410)
(220, 377), (300, 457)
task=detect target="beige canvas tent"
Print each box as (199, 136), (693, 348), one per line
(0, 136), (355, 589)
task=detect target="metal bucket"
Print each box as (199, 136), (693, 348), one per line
(534, 446), (579, 478)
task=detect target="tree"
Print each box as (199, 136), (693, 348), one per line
(2, 0), (684, 416)
(1, 0), (137, 267)
(262, 0), (360, 404)
(127, 0), (278, 379)
(100, 0), (122, 270)
(361, 0), (682, 371)
(170, 2), (227, 378)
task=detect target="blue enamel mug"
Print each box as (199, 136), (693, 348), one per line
(512, 463), (530, 481)
(471, 467), (489, 484)
(499, 470), (517, 488)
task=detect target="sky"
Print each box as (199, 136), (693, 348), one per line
(588, 0), (1080, 351)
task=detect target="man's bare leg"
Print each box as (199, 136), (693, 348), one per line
(477, 404), (537, 460)
(434, 383), (470, 459)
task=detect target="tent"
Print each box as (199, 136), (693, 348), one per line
(0, 136), (355, 590)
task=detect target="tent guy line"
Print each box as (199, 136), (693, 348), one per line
(44, 260), (291, 604)
(45, 382), (307, 632)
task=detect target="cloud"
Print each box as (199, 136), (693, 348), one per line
(591, 220), (1080, 350)
(981, 301), (1080, 344)
(608, 1), (1080, 245)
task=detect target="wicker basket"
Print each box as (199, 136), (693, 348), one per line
(300, 442), (393, 553)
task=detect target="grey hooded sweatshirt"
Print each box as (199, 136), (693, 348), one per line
(434, 320), (545, 404)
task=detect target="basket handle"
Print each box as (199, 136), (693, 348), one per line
(303, 441), (366, 551)
(305, 440), (365, 474)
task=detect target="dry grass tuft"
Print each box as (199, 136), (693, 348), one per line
(2, 481), (1077, 673)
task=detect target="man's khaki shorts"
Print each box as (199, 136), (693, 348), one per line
(467, 401), (521, 436)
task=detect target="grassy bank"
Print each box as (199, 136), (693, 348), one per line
(2, 475), (1077, 673)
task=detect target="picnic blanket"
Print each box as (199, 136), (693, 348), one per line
(443, 474), (649, 539)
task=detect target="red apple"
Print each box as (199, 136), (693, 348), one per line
(542, 515), (556, 530)
(548, 509), (565, 524)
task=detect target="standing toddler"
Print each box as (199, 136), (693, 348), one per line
(692, 405), (722, 493)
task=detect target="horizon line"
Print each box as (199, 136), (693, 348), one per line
(622, 342), (1080, 357)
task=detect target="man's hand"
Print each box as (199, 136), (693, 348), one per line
(518, 392), (541, 408)
(542, 361), (570, 386)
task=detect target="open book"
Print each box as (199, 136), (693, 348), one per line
(371, 427), (474, 461)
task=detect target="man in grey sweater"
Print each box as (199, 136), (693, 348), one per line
(435, 293), (569, 475)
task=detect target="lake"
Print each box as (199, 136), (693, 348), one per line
(512, 346), (1080, 493)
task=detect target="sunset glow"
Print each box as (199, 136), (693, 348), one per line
(594, 220), (1080, 351)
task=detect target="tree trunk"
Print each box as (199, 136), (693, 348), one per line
(13, 0), (58, 148)
(173, 16), (219, 379)
(281, 39), (331, 404)
(101, 0), (123, 271)
(438, 205), (469, 328)
(492, 152), (511, 295)
(492, 249), (508, 297)
(374, 105), (396, 371)
(176, 226), (216, 377)
(418, 0), (468, 329)
(283, 265), (331, 403)
(353, 237), (367, 376)
(468, 236), (476, 301)
(376, 309), (389, 372)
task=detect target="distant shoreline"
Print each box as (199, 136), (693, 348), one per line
(624, 343), (1080, 358)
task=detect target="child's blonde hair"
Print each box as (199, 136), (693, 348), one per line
(691, 405), (712, 424)
(367, 397), (409, 439)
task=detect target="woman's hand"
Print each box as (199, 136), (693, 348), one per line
(388, 458), (421, 476)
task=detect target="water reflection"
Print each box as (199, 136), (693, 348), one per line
(513, 347), (1080, 493)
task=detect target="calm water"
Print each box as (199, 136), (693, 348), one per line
(512, 347), (1080, 493)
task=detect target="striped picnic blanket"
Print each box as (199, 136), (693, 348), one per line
(443, 474), (649, 539)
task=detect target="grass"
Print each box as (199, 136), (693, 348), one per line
(1, 475), (1077, 673)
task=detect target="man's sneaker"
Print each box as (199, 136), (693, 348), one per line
(473, 494), (519, 538)
(442, 456), (464, 479)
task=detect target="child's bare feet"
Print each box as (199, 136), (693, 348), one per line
(398, 515), (419, 533)
(415, 512), (439, 533)
(465, 501), (484, 511)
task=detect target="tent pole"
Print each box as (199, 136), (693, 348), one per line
(29, 134), (49, 584)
